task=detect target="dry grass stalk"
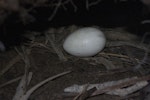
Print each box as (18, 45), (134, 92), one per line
(0, 55), (20, 77)
(44, 32), (67, 61)
(82, 57), (121, 70)
(13, 70), (71, 100)
(13, 46), (71, 100)
(0, 46), (32, 77)
(99, 52), (130, 59)
(106, 41), (149, 51)
(86, 0), (102, 10)
(0, 76), (22, 88)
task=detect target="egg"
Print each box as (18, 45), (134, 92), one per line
(63, 27), (106, 57)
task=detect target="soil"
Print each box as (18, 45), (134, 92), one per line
(0, 26), (150, 100)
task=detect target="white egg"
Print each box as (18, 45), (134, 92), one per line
(63, 27), (106, 57)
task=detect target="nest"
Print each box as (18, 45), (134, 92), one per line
(0, 25), (150, 100)
(0, 0), (150, 100)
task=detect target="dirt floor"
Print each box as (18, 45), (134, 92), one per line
(0, 25), (150, 100)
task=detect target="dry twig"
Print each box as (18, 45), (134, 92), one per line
(64, 75), (150, 97)
(92, 75), (150, 96)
